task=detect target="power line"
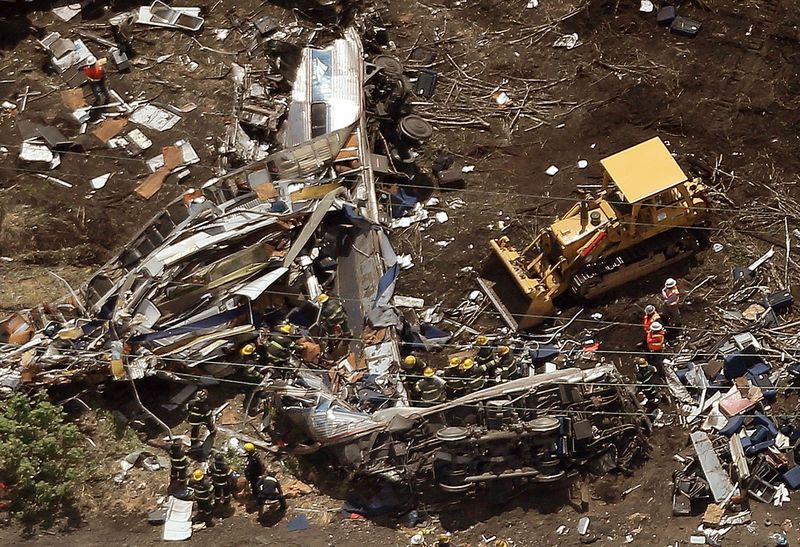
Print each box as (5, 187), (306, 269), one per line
(167, 369), (800, 421)
(0, 139), (779, 216)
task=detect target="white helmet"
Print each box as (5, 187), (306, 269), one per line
(650, 321), (663, 332)
(84, 55), (97, 66)
(644, 305), (655, 315)
(664, 278), (677, 289)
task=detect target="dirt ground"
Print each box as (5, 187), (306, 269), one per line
(2, 0), (800, 544)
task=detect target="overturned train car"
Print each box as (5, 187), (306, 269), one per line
(270, 364), (651, 503)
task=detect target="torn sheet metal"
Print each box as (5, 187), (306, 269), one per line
(691, 431), (736, 502)
(130, 104), (181, 132)
(136, 2), (204, 31)
(233, 267), (288, 300)
(284, 28), (363, 147)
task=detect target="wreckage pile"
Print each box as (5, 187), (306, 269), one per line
(653, 254), (800, 544)
(0, 9), (655, 512)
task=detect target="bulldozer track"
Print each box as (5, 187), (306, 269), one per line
(570, 229), (704, 300)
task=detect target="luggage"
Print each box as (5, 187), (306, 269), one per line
(670, 16), (702, 38)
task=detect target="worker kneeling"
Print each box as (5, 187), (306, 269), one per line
(254, 473), (287, 518)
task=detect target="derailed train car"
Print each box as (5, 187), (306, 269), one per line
(269, 364), (651, 504)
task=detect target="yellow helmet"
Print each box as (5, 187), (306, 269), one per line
(423, 366), (435, 377)
(240, 343), (256, 356)
(476, 335), (488, 345)
(495, 540), (509, 547)
(461, 358), (474, 371)
(318, 293), (330, 304)
(447, 357), (461, 368)
(244, 442), (255, 453)
(277, 323), (292, 334)
(498, 346), (510, 356)
(192, 469), (204, 481)
(403, 355), (417, 367)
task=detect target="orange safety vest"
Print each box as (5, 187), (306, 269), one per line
(83, 64), (105, 82)
(662, 286), (680, 308)
(643, 311), (661, 333)
(647, 331), (665, 352)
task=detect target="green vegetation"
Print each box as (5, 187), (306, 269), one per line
(0, 392), (87, 530)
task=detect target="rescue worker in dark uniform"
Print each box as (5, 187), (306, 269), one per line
(443, 357), (464, 400)
(318, 293), (351, 337)
(494, 346), (518, 383)
(635, 357), (659, 406)
(460, 358), (485, 394)
(168, 439), (188, 487)
(243, 442), (265, 496)
(263, 323), (303, 370)
(255, 473), (287, 516)
(211, 453), (233, 508)
(190, 469), (214, 526)
(475, 335), (495, 374)
(401, 355), (425, 376)
(239, 342), (263, 382)
(186, 389), (216, 447)
(413, 366), (446, 406)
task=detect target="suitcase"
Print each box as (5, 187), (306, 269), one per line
(765, 289), (793, 314)
(670, 16), (702, 38)
(657, 6), (676, 26)
(414, 69), (438, 98)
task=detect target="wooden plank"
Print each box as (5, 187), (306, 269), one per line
(92, 118), (128, 143)
(135, 167), (170, 199)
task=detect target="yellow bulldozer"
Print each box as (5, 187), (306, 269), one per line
(483, 137), (710, 330)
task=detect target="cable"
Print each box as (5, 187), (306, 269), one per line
(0, 140), (781, 216)
(166, 369), (800, 422)
(10, 331), (800, 389)
(135, 279), (762, 336)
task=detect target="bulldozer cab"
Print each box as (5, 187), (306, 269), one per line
(600, 137), (697, 233)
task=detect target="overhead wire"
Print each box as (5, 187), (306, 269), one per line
(0, 140), (782, 216)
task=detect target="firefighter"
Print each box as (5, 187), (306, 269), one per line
(239, 342), (263, 382)
(168, 439), (188, 487)
(211, 453), (233, 507)
(264, 323), (303, 369)
(243, 442), (265, 496)
(186, 389), (216, 447)
(635, 357), (659, 405)
(660, 278), (682, 329)
(190, 469), (214, 525)
(646, 322), (666, 367)
(318, 293), (350, 336)
(436, 533), (453, 547)
(401, 355), (425, 376)
(494, 346), (518, 383)
(413, 366), (446, 406)
(475, 334), (494, 373)
(460, 358), (485, 393)
(443, 357), (464, 400)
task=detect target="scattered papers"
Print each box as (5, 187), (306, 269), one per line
(91, 173), (112, 190)
(553, 33), (580, 49)
(545, 165), (559, 176)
